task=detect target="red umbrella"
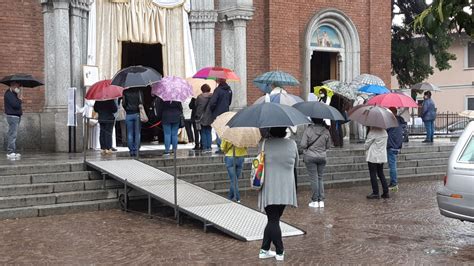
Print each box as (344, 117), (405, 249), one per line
(366, 92), (418, 108)
(192, 67), (240, 81)
(85, 79), (124, 101)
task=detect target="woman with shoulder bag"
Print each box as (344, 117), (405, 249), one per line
(258, 127), (298, 262)
(194, 84), (213, 153)
(300, 118), (331, 208)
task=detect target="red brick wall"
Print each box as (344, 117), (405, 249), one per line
(245, 0), (392, 104)
(0, 0), (44, 113)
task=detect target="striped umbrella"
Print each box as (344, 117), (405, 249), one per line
(253, 89), (303, 106)
(253, 71), (299, 94)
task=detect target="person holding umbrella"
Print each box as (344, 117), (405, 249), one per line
(365, 126), (389, 199)
(4, 81), (23, 159)
(209, 78), (232, 154)
(220, 139), (247, 202)
(386, 107), (405, 192)
(122, 87), (143, 157)
(94, 100), (117, 155)
(195, 84), (214, 153)
(155, 99), (183, 156)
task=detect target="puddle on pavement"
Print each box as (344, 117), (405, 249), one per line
(423, 247), (459, 256)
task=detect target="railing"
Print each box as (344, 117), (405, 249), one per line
(407, 112), (471, 135)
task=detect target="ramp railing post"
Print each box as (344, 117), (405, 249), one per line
(173, 146), (179, 223)
(232, 146), (238, 203)
(124, 179), (128, 212)
(148, 195), (152, 218)
(102, 173), (107, 189)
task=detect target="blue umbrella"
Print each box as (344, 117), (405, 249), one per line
(358, 84), (390, 95)
(253, 71), (299, 94)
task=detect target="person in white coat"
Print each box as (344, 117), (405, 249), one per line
(365, 126), (389, 199)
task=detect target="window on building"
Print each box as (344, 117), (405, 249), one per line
(468, 42), (474, 68)
(467, 96), (474, 110)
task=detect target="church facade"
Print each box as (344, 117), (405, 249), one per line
(0, 0), (391, 152)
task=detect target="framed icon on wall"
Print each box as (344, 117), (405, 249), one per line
(83, 65), (99, 87)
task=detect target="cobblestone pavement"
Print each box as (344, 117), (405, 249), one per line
(0, 180), (473, 264)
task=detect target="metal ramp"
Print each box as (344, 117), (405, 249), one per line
(86, 159), (305, 241)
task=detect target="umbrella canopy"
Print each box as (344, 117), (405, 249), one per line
(111, 65), (162, 89)
(348, 105), (398, 129)
(185, 78), (216, 97)
(410, 82), (440, 91)
(227, 102), (311, 128)
(358, 84), (391, 95)
(253, 71), (299, 94)
(366, 92), (418, 108)
(212, 112), (261, 147)
(253, 89), (303, 106)
(459, 110), (474, 119)
(0, 74), (43, 88)
(324, 81), (357, 100)
(351, 74), (386, 87)
(307, 92), (318, 102)
(293, 101), (345, 121)
(313, 85), (334, 98)
(85, 79), (123, 101)
(193, 67), (240, 81)
(151, 76), (193, 102)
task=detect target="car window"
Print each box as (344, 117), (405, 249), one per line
(458, 135), (474, 163)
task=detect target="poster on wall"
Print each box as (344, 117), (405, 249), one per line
(67, 87), (77, 127)
(83, 65), (99, 87)
(311, 25), (342, 48)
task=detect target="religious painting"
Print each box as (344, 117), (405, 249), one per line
(311, 25), (341, 48)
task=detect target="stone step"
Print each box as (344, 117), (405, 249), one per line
(0, 199), (119, 220)
(0, 189), (118, 209)
(0, 162), (84, 176)
(0, 171), (101, 186)
(0, 179), (123, 197)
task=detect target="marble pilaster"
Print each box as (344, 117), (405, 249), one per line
(189, 0), (218, 70)
(41, 1), (55, 108)
(231, 19), (248, 109)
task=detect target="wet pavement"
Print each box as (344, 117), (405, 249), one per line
(0, 180), (473, 264)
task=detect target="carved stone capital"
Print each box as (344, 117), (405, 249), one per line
(217, 7), (254, 23)
(189, 10), (218, 24)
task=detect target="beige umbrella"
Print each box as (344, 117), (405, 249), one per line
(186, 78), (216, 97)
(459, 110), (474, 119)
(212, 111), (261, 148)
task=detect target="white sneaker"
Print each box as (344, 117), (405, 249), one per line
(319, 201), (325, 208)
(275, 252), (285, 261)
(259, 249), (276, 259)
(308, 201), (319, 208)
(6, 153), (16, 159)
(14, 153), (21, 158)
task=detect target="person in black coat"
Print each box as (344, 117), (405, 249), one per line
(4, 81), (23, 159)
(156, 99), (183, 155)
(209, 78), (232, 153)
(94, 99), (117, 155)
(188, 98), (200, 150)
(122, 87), (143, 157)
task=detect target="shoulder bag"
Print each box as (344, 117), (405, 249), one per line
(250, 139), (266, 190)
(138, 91), (149, 123)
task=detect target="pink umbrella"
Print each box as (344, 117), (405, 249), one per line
(193, 66), (240, 81)
(151, 76), (193, 102)
(366, 92), (418, 108)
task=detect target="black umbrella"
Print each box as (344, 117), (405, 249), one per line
(293, 101), (345, 121)
(111, 65), (162, 89)
(226, 102), (311, 128)
(0, 74), (43, 88)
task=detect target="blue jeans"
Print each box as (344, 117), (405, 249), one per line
(225, 156), (244, 201)
(125, 113), (141, 156)
(200, 126), (212, 150)
(6, 115), (20, 154)
(387, 148), (399, 185)
(424, 120), (434, 142)
(216, 135), (222, 151)
(163, 122), (179, 153)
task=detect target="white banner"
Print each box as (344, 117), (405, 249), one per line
(67, 87), (77, 127)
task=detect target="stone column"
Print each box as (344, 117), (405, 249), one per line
(189, 0), (218, 70)
(220, 21), (234, 71)
(232, 19), (248, 109)
(41, 1), (55, 108)
(70, 3), (83, 98)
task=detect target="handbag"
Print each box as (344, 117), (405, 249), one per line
(250, 139), (266, 190)
(179, 104), (185, 128)
(116, 104), (126, 121)
(138, 92), (149, 123)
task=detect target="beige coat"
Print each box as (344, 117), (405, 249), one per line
(365, 127), (388, 163)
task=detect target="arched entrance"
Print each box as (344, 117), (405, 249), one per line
(303, 9), (360, 98)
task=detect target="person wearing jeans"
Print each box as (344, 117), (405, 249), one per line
(156, 100), (183, 155)
(125, 113), (140, 157)
(94, 99), (117, 155)
(421, 91), (436, 143)
(4, 81), (23, 159)
(162, 122), (180, 154)
(221, 139), (247, 202)
(200, 125), (212, 151)
(386, 107), (405, 191)
(365, 127), (389, 199)
(194, 84), (213, 153)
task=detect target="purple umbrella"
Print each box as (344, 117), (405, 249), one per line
(151, 76), (193, 102)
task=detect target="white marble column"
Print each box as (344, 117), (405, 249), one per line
(41, 1), (55, 108)
(70, 6), (83, 97)
(190, 0), (218, 70)
(52, 0), (71, 109)
(220, 21), (234, 71)
(232, 19), (248, 109)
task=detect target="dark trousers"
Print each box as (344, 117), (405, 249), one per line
(184, 119), (194, 143)
(261, 205), (286, 255)
(368, 162), (388, 195)
(99, 122), (114, 150)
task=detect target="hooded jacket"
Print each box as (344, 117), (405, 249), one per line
(387, 116), (405, 150)
(421, 98), (436, 122)
(209, 82), (232, 120)
(4, 89), (22, 117)
(195, 92), (213, 126)
(300, 124), (331, 159)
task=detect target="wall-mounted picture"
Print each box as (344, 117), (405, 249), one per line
(311, 25), (341, 48)
(83, 65), (99, 87)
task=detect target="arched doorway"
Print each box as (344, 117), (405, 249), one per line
(303, 8), (360, 98)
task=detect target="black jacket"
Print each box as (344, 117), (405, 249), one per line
(156, 100), (183, 124)
(195, 92), (213, 126)
(189, 98), (197, 121)
(209, 82), (232, 120)
(94, 100), (117, 123)
(122, 87), (142, 114)
(4, 89), (22, 117)
(387, 116), (405, 150)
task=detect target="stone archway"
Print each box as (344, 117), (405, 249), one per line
(302, 8), (360, 98)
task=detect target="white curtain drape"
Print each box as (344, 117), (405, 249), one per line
(95, 0), (196, 79)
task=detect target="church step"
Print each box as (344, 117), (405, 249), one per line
(0, 199), (119, 220)
(0, 162), (83, 176)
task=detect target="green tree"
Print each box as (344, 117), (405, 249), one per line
(391, 0), (456, 93)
